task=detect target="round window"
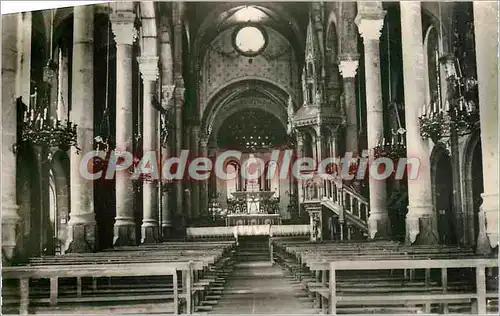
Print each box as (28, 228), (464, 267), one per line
(234, 26), (267, 56)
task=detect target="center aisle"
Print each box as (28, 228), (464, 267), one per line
(209, 260), (320, 314)
(210, 239), (318, 314)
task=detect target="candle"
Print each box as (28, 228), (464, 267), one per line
(422, 104), (426, 116)
(391, 136), (395, 146)
(30, 109), (34, 121)
(53, 118), (57, 128)
(43, 108), (48, 120)
(24, 111), (28, 123)
(382, 137), (386, 145)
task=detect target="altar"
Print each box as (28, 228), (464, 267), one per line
(226, 213), (281, 226)
(225, 190), (281, 226)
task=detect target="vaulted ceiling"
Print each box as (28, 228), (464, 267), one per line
(186, 2), (310, 65)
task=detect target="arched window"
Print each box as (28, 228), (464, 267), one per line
(307, 62), (314, 77)
(307, 83), (314, 104)
(424, 25), (442, 109)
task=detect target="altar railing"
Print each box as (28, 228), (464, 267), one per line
(186, 224), (310, 239)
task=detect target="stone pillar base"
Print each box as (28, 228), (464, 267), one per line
(405, 214), (439, 245)
(476, 194), (499, 255)
(141, 222), (159, 244)
(161, 225), (172, 240)
(113, 219), (136, 246)
(2, 204), (21, 262)
(368, 214), (390, 239)
(65, 220), (97, 253)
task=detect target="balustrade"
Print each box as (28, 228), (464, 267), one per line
(302, 173), (370, 239)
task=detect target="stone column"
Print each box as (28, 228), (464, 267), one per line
(65, 6), (96, 252)
(315, 132), (323, 162)
(329, 127), (339, 159)
(159, 22), (174, 237)
(473, 1), (499, 253)
(110, 10), (136, 246)
(339, 57), (359, 156)
(160, 143), (172, 238)
(296, 133), (304, 212)
(400, 1), (438, 245)
(207, 144), (218, 212)
(355, 4), (390, 239)
(174, 87), (185, 230)
(190, 126), (200, 219)
(137, 55), (159, 243)
(2, 14), (21, 261)
(199, 137), (209, 216)
(172, 2), (185, 233)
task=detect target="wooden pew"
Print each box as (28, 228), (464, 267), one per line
(3, 241), (237, 315)
(272, 239), (498, 314)
(326, 259), (498, 314)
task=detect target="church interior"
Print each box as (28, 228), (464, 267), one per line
(1, 1), (499, 314)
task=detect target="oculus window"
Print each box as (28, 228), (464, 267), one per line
(234, 26), (267, 56)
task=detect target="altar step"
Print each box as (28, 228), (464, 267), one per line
(236, 236), (271, 262)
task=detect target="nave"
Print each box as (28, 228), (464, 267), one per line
(3, 236), (498, 315)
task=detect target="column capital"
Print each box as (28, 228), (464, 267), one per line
(199, 137), (209, 148)
(137, 56), (159, 81)
(161, 85), (176, 109)
(339, 60), (359, 78)
(110, 11), (137, 45)
(355, 11), (386, 41)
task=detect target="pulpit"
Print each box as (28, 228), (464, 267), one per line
(225, 190), (281, 226)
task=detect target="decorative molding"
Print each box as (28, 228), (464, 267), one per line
(137, 56), (159, 81)
(161, 85), (176, 110)
(354, 12), (386, 41)
(339, 60), (359, 78)
(110, 11), (137, 45)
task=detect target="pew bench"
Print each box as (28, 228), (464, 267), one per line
(3, 242), (237, 315)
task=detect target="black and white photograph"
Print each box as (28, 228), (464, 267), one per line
(1, 0), (499, 314)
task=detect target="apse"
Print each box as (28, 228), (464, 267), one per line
(216, 108), (286, 151)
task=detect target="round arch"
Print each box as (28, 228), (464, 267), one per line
(49, 150), (70, 254)
(16, 144), (41, 257)
(201, 79), (293, 139)
(462, 130), (483, 246)
(430, 143), (457, 245)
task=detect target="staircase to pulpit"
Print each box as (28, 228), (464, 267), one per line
(302, 174), (370, 242)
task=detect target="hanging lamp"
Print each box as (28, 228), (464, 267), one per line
(19, 9), (78, 152)
(418, 2), (479, 142)
(373, 14), (406, 161)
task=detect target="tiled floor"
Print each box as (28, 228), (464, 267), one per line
(210, 261), (319, 314)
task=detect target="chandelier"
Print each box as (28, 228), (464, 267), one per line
(18, 85), (78, 152)
(419, 3), (479, 143)
(373, 128), (407, 161)
(418, 55), (479, 143)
